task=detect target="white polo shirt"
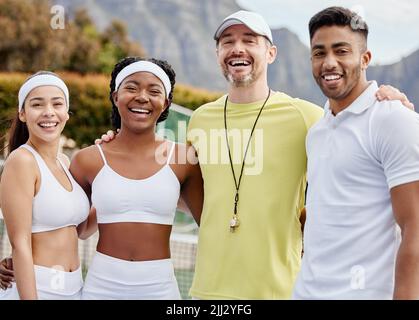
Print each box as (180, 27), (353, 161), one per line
(293, 81), (419, 299)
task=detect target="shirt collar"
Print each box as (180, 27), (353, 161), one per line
(324, 81), (378, 115)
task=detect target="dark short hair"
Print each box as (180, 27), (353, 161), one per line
(309, 6), (368, 42)
(109, 57), (176, 129)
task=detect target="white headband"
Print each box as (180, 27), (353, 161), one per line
(18, 74), (69, 112)
(114, 61), (171, 98)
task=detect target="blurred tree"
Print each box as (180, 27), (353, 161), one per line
(0, 0), (146, 74)
(65, 8), (102, 74)
(0, 0), (58, 71)
(99, 20), (145, 73)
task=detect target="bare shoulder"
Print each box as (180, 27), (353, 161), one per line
(174, 142), (187, 155)
(1, 148), (38, 185)
(3, 148), (37, 173)
(70, 145), (103, 172)
(172, 142), (197, 165)
(71, 145), (100, 163)
(173, 142), (200, 179)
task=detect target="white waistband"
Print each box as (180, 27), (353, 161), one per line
(34, 264), (83, 295)
(87, 251), (175, 285)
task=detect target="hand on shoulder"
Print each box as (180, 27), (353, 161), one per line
(94, 129), (119, 145)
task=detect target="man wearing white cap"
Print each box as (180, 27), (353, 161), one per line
(186, 10), (412, 300)
(186, 10), (323, 299)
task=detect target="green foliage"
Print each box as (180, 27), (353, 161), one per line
(0, 73), (221, 148)
(59, 73), (111, 148)
(0, 0), (146, 74)
(174, 84), (221, 111)
(0, 73), (22, 139)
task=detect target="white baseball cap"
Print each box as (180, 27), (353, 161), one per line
(214, 10), (273, 44)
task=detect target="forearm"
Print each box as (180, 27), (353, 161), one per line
(77, 208), (97, 240)
(179, 195), (201, 226)
(393, 233), (419, 299)
(12, 247), (37, 300)
(390, 181), (419, 299)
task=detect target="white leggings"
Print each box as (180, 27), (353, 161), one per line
(0, 264), (83, 300)
(81, 251), (181, 300)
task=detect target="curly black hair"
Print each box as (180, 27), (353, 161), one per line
(109, 57), (176, 129)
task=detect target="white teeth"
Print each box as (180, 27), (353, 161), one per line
(229, 60), (251, 66)
(324, 74), (342, 81)
(39, 122), (57, 128)
(130, 108), (151, 114)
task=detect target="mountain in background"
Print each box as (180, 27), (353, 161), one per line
(369, 50), (419, 111)
(55, 0), (418, 110)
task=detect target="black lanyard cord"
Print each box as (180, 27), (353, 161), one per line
(223, 89), (271, 228)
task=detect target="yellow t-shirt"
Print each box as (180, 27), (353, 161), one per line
(187, 92), (323, 299)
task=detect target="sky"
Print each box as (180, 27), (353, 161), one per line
(238, 0), (419, 65)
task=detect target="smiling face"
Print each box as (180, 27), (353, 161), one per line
(112, 71), (168, 133)
(19, 85), (69, 144)
(311, 25), (371, 111)
(216, 24), (276, 88)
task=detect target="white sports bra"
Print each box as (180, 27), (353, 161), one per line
(20, 144), (90, 233)
(91, 142), (180, 225)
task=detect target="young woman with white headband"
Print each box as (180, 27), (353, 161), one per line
(0, 71), (90, 299)
(68, 57), (203, 299)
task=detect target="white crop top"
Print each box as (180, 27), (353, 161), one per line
(20, 144), (90, 233)
(91, 142), (180, 225)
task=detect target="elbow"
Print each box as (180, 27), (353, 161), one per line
(77, 222), (97, 240)
(195, 214), (201, 226)
(77, 224), (89, 240)
(10, 238), (32, 255)
(192, 212), (201, 227)
(78, 232), (90, 241)
(77, 233), (88, 241)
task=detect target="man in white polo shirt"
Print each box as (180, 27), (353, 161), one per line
(293, 6), (419, 299)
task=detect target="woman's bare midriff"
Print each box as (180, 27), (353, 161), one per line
(97, 223), (172, 261)
(31, 226), (80, 272)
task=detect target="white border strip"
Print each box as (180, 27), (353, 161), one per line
(171, 103), (193, 116)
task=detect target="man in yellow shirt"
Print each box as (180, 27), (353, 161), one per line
(187, 10), (323, 299)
